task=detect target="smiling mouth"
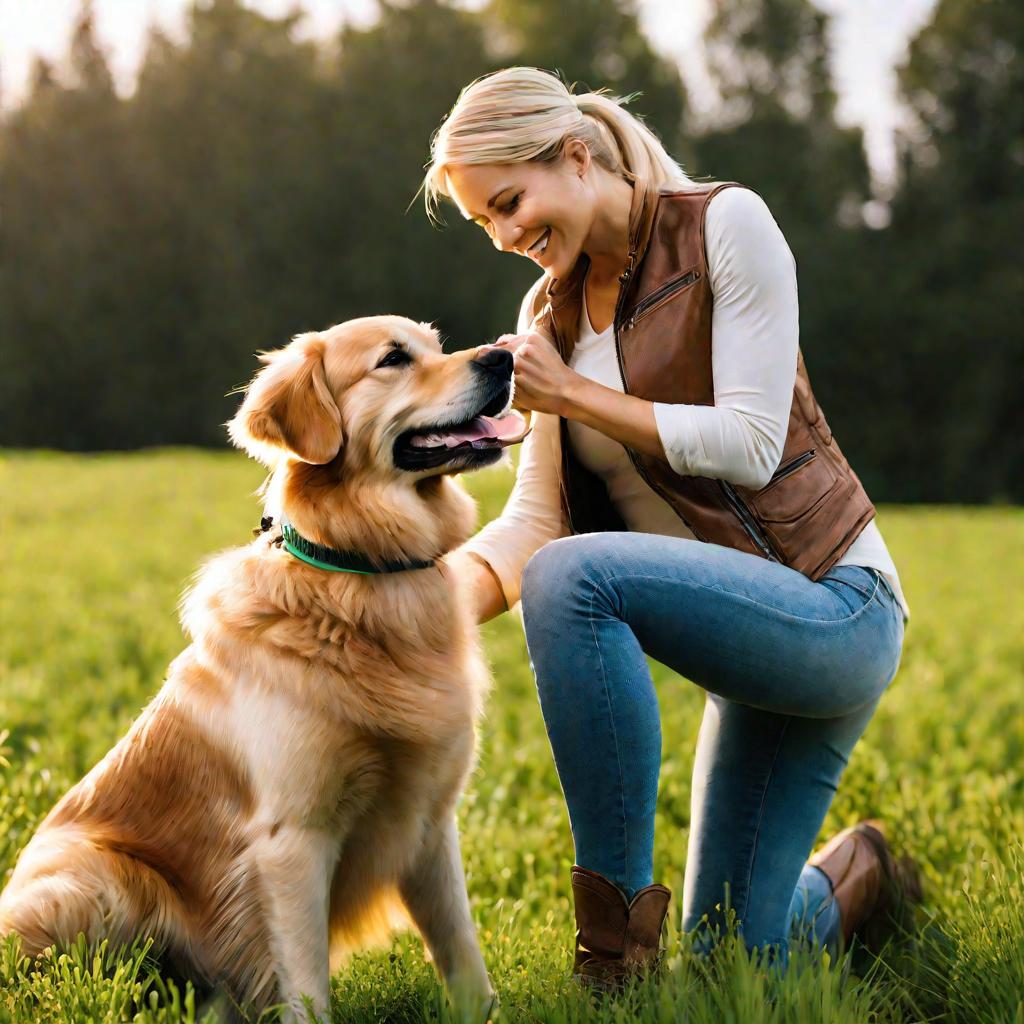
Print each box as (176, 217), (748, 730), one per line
(393, 387), (531, 472)
(527, 228), (551, 259)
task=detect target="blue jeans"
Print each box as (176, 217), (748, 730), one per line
(520, 532), (905, 957)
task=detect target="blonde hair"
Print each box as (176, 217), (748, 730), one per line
(422, 66), (703, 222)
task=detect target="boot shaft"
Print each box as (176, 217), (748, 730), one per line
(571, 866), (671, 985)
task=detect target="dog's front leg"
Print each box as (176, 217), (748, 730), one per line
(259, 827), (335, 1023)
(399, 815), (494, 1023)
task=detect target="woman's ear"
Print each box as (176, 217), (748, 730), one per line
(227, 333), (343, 465)
(563, 138), (591, 178)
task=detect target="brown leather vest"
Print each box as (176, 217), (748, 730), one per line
(530, 181), (876, 582)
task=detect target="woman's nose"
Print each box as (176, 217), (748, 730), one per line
(492, 222), (523, 253)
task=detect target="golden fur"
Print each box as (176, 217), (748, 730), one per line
(0, 317), (512, 1022)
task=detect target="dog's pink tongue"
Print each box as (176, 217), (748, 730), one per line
(409, 410), (531, 449)
(445, 411), (528, 444)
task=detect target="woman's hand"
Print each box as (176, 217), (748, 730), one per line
(493, 332), (578, 416)
(492, 331), (670, 462)
(490, 331), (668, 462)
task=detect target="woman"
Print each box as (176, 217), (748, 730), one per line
(424, 67), (920, 987)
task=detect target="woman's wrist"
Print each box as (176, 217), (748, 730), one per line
(558, 372), (599, 420)
(557, 374), (667, 461)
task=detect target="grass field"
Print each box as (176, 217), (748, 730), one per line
(1, 449), (1022, 1024)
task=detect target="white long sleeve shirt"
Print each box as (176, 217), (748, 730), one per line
(462, 187), (910, 623)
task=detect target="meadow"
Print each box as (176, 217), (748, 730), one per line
(1, 449), (1021, 1023)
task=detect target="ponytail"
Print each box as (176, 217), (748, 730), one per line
(572, 89), (692, 192)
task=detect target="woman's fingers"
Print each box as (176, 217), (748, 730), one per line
(492, 333), (530, 355)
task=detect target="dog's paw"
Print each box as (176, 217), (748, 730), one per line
(449, 985), (497, 1024)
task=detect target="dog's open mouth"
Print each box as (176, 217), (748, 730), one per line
(394, 398), (531, 472)
(408, 410), (529, 451)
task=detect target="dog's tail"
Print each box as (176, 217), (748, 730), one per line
(0, 870), (103, 960)
(0, 831), (192, 961)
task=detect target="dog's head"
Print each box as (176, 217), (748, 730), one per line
(227, 315), (528, 480)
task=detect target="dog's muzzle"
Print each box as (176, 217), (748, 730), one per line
(391, 348), (530, 472)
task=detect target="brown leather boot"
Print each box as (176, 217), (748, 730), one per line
(570, 865), (671, 992)
(808, 819), (923, 952)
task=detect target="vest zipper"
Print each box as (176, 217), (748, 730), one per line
(549, 316), (578, 534)
(718, 480), (782, 561)
(624, 269), (701, 329)
(768, 448), (815, 484)
(611, 251), (710, 544)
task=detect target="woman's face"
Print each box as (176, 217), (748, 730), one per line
(445, 147), (594, 280)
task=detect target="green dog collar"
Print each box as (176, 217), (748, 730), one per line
(270, 516), (435, 574)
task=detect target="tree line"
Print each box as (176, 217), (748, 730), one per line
(1, 0), (1019, 502)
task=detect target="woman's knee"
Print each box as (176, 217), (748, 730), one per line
(520, 540), (565, 614)
(521, 535), (612, 615)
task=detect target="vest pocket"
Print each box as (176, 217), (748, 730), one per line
(751, 448), (840, 524)
(760, 448), (817, 493)
(623, 268), (701, 329)
(751, 453), (846, 569)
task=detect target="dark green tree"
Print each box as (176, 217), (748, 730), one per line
(123, 0), (327, 445)
(312, 0), (503, 347)
(0, 3), (136, 447)
(848, 0), (1023, 500)
(696, 0), (868, 228)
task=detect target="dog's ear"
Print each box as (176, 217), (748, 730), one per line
(227, 334), (343, 465)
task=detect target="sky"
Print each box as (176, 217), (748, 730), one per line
(0, 0), (938, 190)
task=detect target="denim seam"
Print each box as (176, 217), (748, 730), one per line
(871, 569), (900, 610)
(599, 573), (881, 627)
(585, 575), (631, 891)
(824, 575), (875, 599)
(740, 716), (791, 925)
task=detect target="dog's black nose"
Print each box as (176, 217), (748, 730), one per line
(473, 347), (514, 377)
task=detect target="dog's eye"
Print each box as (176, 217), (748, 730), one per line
(376, 348), (412, 369)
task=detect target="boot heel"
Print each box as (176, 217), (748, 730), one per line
(808, 820), (923, 952)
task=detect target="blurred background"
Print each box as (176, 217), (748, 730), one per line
(1, 0), (1020, 502)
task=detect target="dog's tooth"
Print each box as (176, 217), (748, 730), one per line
(410, 432), (446, 448)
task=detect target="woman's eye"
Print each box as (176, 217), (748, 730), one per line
(502, 194), (521, 214)
(376, 348), (411, 369)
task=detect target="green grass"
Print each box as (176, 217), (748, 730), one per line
(1, 449), (1022, 1023)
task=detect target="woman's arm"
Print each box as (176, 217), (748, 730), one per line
(650, 187), (797, 489)
(453, 279), (570, 623)
(498, 330), (667, 459)
(444, 548), (508, 624)
(455, 409), (567, 621)
(556, 377), (666, 459)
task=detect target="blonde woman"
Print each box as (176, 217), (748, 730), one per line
(426, 67), (920, 988)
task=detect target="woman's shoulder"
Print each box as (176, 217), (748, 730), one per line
(704, 185), (781, 236)
(655, 184), (787, 265)
(701, 185), (794, 286)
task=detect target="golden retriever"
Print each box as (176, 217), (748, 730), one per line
(0, 316), (529, 1022)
